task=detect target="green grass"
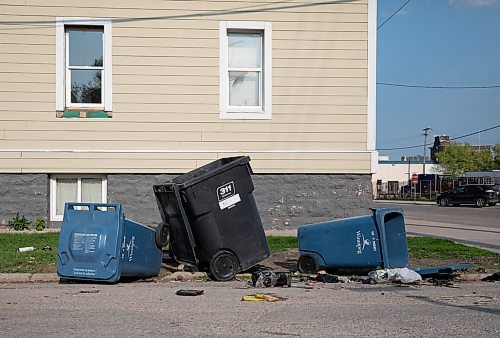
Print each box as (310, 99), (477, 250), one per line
(267, 236), (299, 253)
(0, 233), (498, 273)
(0, 232), (59, 273)
(407, 237), (500, 260)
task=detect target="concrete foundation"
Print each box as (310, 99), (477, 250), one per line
(108, 173), (373, 229)
(0, 174), (49, 226)
(0, 173), (373, 230)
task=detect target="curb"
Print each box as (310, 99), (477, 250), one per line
(0, 273), (59, 283)
(373, 200), (436, 205)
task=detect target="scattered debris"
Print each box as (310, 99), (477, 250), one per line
(160, 271), (207, 282)
(175, 289), (204, 296)
(429, 279), (459, 288)
(17, 246), (35, 253)
(368, 268), (422, 284)
(481, 272), (500, 282)
(413, 264), (476, 279)
(42, 246), (52, 252)
(242, 293), (285, 302)
(78, 289), (100, 294)
(251, 270), (291, 288)
(314, 274), (340, 283)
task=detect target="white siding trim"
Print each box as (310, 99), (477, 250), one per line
(1, 149), (374, 154)
(55, 17), (112, 112)
(367, 0), (377, 172)
(55, 19), (64, 111)
(219, 21), (272, 120)
(104, 23), (113, 111)
(371, 150), (379, 174)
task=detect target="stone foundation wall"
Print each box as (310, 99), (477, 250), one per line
(0, 173), (373, 229)
(108, 174), (373, 229)
(0, 174), (49, 225)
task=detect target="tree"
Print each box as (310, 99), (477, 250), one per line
(476, 148), (495, 171)
(436, 142), (499, 176)
(494, 144), (500, 168)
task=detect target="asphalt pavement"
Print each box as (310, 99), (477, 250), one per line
(1, 201), (499, 336)
(1, 280), (499, 337)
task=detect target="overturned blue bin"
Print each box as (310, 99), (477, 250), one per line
(297, 208), (408, 273)
(57, 203), (163, 283)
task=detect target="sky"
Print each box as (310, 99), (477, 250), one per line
(376, 0), (500, 160)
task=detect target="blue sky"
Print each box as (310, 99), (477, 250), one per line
(377, 0), (500, 160)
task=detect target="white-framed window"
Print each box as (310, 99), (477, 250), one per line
(219, 21), (272, 119)
(56, 17), (112, 112)
(50, 175), (107, 221)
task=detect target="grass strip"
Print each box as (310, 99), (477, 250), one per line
(0, 232), (59, 273)
(0, 233), (498, 273)
(407, 236), (500, 260)
(267, 236), (299, 253)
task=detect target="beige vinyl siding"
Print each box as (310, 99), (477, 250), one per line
(0, 0), (372, 174)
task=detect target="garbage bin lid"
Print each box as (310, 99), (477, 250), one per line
(171, 156), (251, 189)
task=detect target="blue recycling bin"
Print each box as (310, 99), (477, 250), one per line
(57, 203), (163, 283)
(297, 208), (408, 273)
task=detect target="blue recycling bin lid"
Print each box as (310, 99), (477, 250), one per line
(57, 203), (125, 283)
(371, 208), (409, 269)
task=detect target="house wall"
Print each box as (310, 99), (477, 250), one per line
(0, 0), (373, 174)
(0, 0), (376, 226)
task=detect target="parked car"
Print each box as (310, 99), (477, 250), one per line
(437, 185), (499, 207)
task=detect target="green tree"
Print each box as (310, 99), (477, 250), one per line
(494, 144), (500, 169)
(436, 142), (486, 176)
(476, 148), (495, 171)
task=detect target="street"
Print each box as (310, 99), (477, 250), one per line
(0, 281), (499, 337)
(373, 202), (500, 229)
(373, 202), (500, 253)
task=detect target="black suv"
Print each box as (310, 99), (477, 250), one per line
(437, 185), (499, 208)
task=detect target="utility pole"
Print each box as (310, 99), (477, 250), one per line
(422, 127), (432, 175)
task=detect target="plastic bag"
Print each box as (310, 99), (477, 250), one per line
(368, 267), (421, 284)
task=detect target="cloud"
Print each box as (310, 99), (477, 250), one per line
(449, 0), (500, 7)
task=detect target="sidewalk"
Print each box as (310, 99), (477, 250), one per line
(373, 199), (436, 205)
(406, 218), (500, 253)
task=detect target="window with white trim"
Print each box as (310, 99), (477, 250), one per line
(219, 21), (272, 119)
(56, 18), (112, 113)
(50, 175), (107, 221)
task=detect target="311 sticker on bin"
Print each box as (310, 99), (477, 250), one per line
(217, 181), (241, 210)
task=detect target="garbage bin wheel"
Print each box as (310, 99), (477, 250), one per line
(297, 254), (319, 274)
(209, 250), (239, 281)
(155, 221), (170, 249)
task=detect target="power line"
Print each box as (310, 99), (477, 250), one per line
(378, 123), (500, 151)
(451, 124), (500, 141)
(377, 0), (412, 30)
(378, 82), (500, 89)
(0, 0), (358, 26)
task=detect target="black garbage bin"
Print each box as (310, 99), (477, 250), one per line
(153, 156), (270, 281)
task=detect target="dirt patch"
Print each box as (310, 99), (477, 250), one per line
(36, 263), (57, 274)
(259, 249), (300, 272)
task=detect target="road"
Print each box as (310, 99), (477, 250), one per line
(1, 281), (499, 337)
(374, 201), (500, 253)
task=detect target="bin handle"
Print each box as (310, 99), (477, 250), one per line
(64, 202), (121, 214)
